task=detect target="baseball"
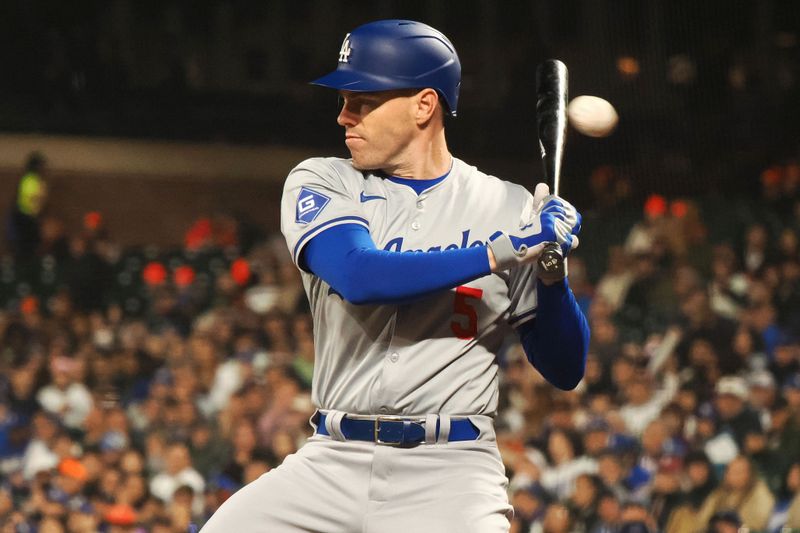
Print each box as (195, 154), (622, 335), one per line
(567, 95), (618, 137)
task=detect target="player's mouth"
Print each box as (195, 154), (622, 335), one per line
(345, 134), (364, 147)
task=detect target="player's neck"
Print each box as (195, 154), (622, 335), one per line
(384, 131), (451, 180)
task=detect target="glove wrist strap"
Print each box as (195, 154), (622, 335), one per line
(488, 232), (524, 271)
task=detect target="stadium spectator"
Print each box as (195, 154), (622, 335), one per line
(596, 450), (631, 502)
(663, 450), (716, 532)
(566, 473), (603, 532)
(706, 510), (742, 533)
(5, 151), (49, 259)
(619, 371), (677, 436)
(617, 501), (658, 532)
(696, 455), (775, 531)
(539, 429), (598, 499)
(767, 462), (800, 532)
(36, 355), (94, 431)
(590, 492), (622, 533)
(149, 442), (204, 513)
(713, 375), (764, 449)
(649, 456), (684, 530)
(219, 418), (261, 487)
(594, 246), (634, 312)
(509, 484), (549, 533)
(708, 244), (748, 321)
(772, 337), (800, 385)
(540, 502), (573, 533)
(188, 421), (229, 479)
(21, 411), (63, 480)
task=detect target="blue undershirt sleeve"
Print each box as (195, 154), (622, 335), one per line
(302, 223), (491, 305)
(516, 279), (589, 390)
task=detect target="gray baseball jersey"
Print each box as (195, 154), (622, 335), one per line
(280, 156), (538, 418)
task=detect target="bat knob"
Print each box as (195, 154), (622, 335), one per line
(537, 242), (565, 281)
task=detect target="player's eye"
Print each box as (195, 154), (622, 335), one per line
(355, 97), (381, 114)
(339, 95), (363, 112)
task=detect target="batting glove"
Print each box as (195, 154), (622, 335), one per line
(525, 183), (581, 256)
(488, 211), (559, 271)
(539, 195), (581, 255)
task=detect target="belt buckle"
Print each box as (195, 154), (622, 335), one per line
(374, 416), (425, 446)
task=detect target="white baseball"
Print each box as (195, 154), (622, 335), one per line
(567, 95), (618, 137)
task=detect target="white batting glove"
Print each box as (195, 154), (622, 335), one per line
(528, 184), (581, 255)
(489, 184), (582, 272)
(487, 211), (559, 271)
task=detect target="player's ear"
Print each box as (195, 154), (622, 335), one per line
(415, 89), (439, 125)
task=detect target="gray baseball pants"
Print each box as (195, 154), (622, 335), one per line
(201, 413), (512, 533)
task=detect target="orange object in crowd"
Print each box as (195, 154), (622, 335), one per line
(142, 262), (168, 286)
(231, 258), (251, 285)
(174, 265), (196, 287)
(760, 166), (783, 187)
(104, 503), (137, 526)
(643, 194), (667, 218)
(185, 218), (214, 250)
(670, 200), (689, 219)
(20, 295), (39, 314)
(58, 458), (89, 481)
(83, 211), (103, 230)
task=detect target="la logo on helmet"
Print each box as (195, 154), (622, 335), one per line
(338, 33), (352, 63)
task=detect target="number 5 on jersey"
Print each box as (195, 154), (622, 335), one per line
(451, 286), (484, 339)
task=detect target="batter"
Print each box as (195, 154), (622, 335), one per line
(203, 19), (589, 533)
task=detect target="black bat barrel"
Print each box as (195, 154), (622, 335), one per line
(535, 59), (568, 195)
(535, 59), (568, 281)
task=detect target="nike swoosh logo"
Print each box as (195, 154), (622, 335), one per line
(360, 191), (386, 203)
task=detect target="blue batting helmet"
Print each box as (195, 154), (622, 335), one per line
(311, 20), (461, 116)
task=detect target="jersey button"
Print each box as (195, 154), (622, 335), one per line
(416, 201), (424, 210)
(389, 352), (399, 363)
(378, 406), (390, 414)
(411, 221), (420, 231)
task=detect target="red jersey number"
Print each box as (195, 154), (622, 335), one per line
(451, 286), (484, 339)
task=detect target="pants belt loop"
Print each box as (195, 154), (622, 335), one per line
(309, 410), (321, 432)
(325, 410), (347, 441)
(436, 414), (451, 444)
(424, 414), (438, 444)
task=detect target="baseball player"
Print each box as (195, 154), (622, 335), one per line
(203, 19), (588, 533)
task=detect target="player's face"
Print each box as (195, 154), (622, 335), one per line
(337, 90), (420, 171)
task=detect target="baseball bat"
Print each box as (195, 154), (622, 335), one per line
(535, 59), (568, 279)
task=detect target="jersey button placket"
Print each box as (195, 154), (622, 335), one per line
(412, 195), (426, 229)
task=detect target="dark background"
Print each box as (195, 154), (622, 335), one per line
(1, 0), (799, 207)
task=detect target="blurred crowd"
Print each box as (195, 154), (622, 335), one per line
(1, 154), (800, 532)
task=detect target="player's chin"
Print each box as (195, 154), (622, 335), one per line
(349, 153), (381, 171)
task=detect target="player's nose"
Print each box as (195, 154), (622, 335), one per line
(337, 105), (358, 128)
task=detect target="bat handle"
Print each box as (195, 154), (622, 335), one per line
(537, 242), (565, 281)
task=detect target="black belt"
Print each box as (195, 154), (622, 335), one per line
(316, 413), (479, 446)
